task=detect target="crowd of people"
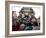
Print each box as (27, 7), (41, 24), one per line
(12, 7), (40, 31)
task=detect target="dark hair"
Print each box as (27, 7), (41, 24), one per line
(19, 7), (35, 15)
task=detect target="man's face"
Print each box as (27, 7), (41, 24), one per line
(32, 18), (36, 22)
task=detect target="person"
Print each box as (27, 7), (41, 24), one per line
(25, 22), (33, 30)
(12, 18), (20, 31)
(23, 15), (33, 30)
